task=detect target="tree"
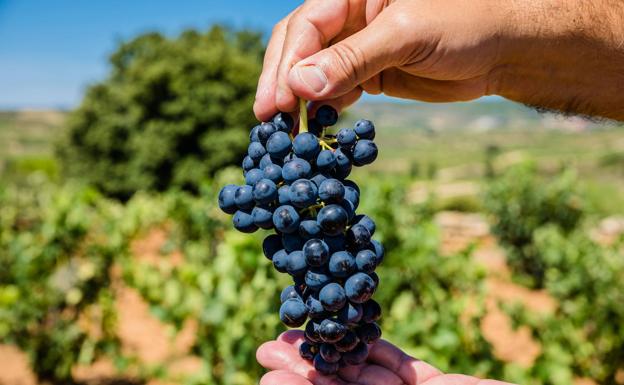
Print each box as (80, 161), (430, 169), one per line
(57, 26), (263, 200)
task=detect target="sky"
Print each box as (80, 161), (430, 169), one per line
(0, 0), (302, 109)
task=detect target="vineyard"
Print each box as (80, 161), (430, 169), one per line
(2, 26), (624, 385)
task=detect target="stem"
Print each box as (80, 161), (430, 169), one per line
(299, 98), (308, 133)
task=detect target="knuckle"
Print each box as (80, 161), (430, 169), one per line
(328, 42), (367, 85)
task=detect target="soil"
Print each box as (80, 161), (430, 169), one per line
(3, 213), (616, 385)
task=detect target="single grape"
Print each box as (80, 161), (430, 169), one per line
(263, 164), (283, 184)
(233, 210), (258, 233)
(293, 132), (321, 160)
(299, 342), (317, 360)
(361, 299), (382, 323)
(272, 249), (289, 273)
(328, 251), (356, 278)
(343, 185), (360, 210)
(343, 179), (360, 194)
(273, 205), (301, 233)
(286, 250), (308, 277)
(354, 119), (375, 139)
(346, 224), (371, 250)
(320, 343), (341, 363)
(337, 302), (363, 326)
(353, 214), (375, 235)
(313, 354), (340, 375)
(259, 153), (273, 169)
(319, 179), (345, 204)
(357, 322), (382, 344)
(282, 158), (312, 183)
(280, 285), (302, 303)
(317, 204), (349, 236)
(340, 199), (356, 222)
(248, 141), (266, 162)
(337, 128), (357, 148)
(316, 150), (337, 172)
(242, 156), (255, 172)
(353, 139), (378, 166)
(249, 125), (261, 142)
(345, 273), (375, 303)
(305, 296), (327, 320)
(303, 239), (330, 267)
(234, 185), (254, 210)
(278, 185), (291, 205)
(319, 283), (347, 312)
(334, 330), (359, 353)
(305, 319), (322, 342)
(333, 148), (352, 179)
(245, 168), (264, 186)
(279, 298), (308, 327)
(370, 271), (380, 288)
(253, 179), (278, 205)
(252, 206), (274, 229)
(355, 249), (379, 273)
(218, 184), (238, 214)
(289, 179), (318, 208)
(315, 105), (338, 126)
(319, 318), (347, 343)
(299, 220), (322, 239)
(370, 239), (385, 264)
(305, 269), (332, 291)
(267, 131), (293, 159)
(273, 112), (294, 133)
(258, 122), (277, 144)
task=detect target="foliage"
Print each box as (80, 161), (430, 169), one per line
(484, 164), (585, 287)
(57, 27), (263, 200)
(505, 226), (624, 384)
(0, 176), (126, 381)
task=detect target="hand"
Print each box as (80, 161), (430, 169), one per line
(256, 331), (515, 385)
(254, 0), (624, 122)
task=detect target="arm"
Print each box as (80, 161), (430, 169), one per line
(253, 0), (624, 122)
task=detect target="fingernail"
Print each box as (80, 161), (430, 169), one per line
(296, 65), (327, 93)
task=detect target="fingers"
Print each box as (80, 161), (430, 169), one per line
(421, 374), (517, 385)
(254, 10), (294, 121)
(287, 1), (418, 101)
(367, 339), (442, 385)
(257, 339), (349, 385)
(274, 0), (352, 113)
(260, 370), (314, 385)
(377, 68), (489, 102)
(338, 362), (404, 385)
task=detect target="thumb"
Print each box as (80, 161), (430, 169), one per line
(287, 2), (422, 100)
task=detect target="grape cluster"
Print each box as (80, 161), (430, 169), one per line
(218, 104), (383, 375)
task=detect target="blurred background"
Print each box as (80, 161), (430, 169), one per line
(1, 1), (624, 384)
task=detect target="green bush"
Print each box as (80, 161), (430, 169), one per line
(484, 164), (585, 287)
(57, 26), (263, 200)
(504, 226), (624, 384)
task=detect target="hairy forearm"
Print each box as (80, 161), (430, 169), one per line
(489, 0), (624, 120)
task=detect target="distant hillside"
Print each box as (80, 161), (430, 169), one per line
(0, 110), (66, 161)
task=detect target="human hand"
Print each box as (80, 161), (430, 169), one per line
(254, 0), (624, 122)
(256, 331), (515, 385)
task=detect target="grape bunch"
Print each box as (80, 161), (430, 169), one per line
(218, 103), (383, 375)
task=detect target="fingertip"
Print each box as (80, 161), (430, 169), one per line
(278, 330), (305, 345)
(260, 370), (313, 385)
(256, 340), (278, 365)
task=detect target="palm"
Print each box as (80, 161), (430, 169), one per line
(256, 331), (514, 385)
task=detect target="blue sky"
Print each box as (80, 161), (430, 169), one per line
(0, 0), (302, 109)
